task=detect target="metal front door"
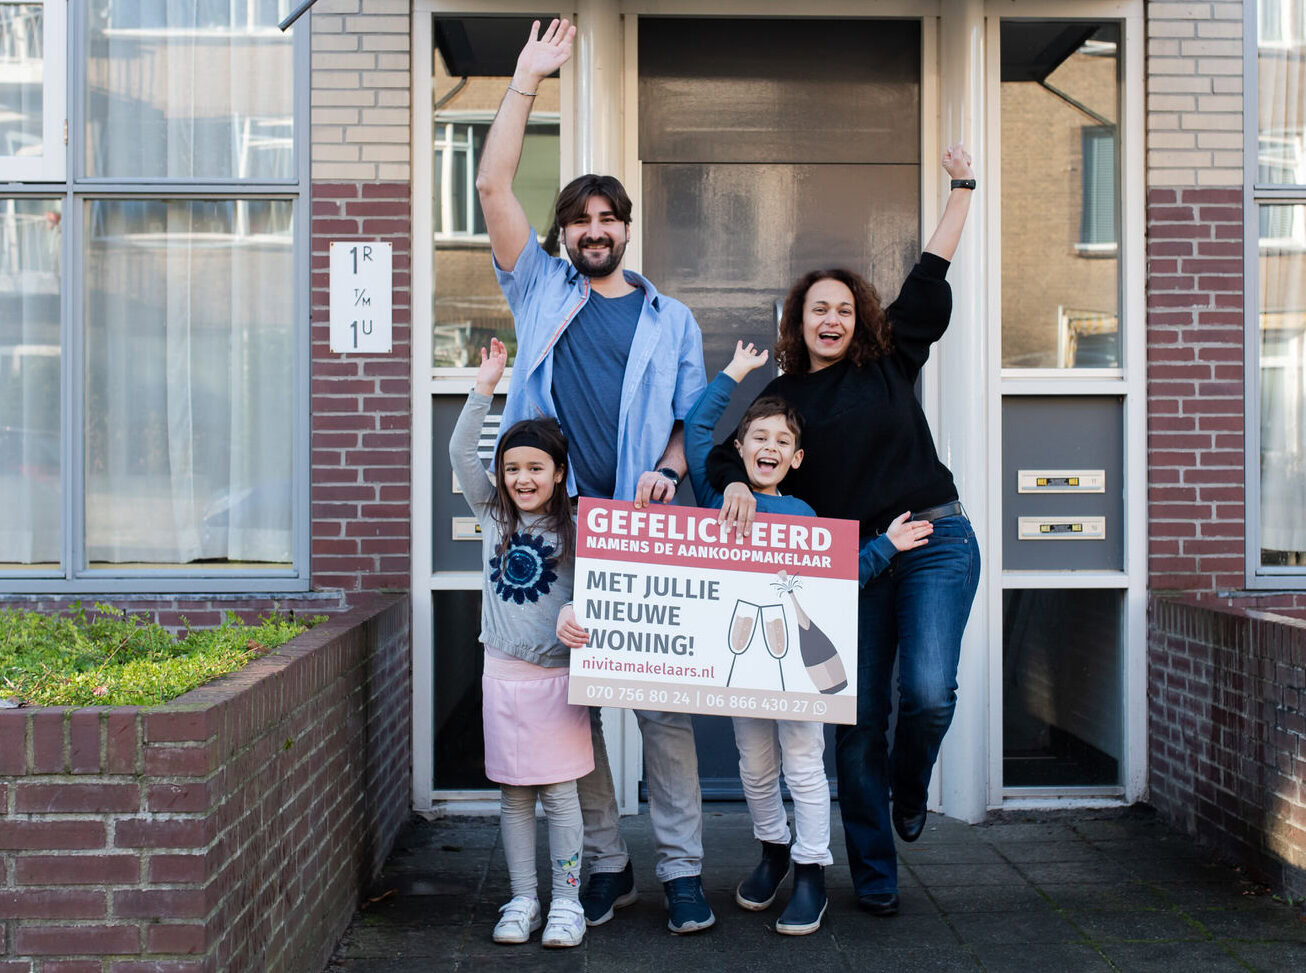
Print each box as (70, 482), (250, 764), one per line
(637, 17), (922, 796)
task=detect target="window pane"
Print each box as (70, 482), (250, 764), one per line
(1258, 0), (1306, 185)
(431, 31), (561, 369)
(0, 197), (60, 569)
(83, 198), (294, 569)
(1003, 588), (1122, 787)
(433, 589), (493, 790)
(1259, 205), (1306, 567)
(0, 4), (43, 160)
(1000, 22), (1121, 368)
(84, 1), (294, 180)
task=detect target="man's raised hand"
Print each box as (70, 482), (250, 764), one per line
(514, 18), (576, 88)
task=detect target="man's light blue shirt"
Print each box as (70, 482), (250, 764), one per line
(493, 233), (707, 501)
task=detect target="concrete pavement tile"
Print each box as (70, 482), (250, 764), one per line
(835, 944), (981, 970)
(948, 905), (1085, 945)
(1190, 908), (1306, 942)
(927, 883), (1053, 914)
(915, 813), (984, 841)
(1074, 910), (1209, 942)
(352, 893), (479, 927)
(337, 922), (465, 959)
(988, 840), (1106, 864)
(1226, 941), (1306, 972)
(971, 944), (1113, 972)
(331, 961), (463, 973)
(1125, 856), (1244, 885)
(898, 841), (1006, 865)
(1154, 883), (1288, 912)
(1038, 881), (1170, 912)
(1091, 837), (1212, 861)
(1097, 941), (1251, 972)
(457, 942), (591, 970)
(909, 862), (1029, 886)
(1015, 858), (1136, 885)
(1071, 816), (1172, 841)
(828, 912), (962, 947)
(363, 871), (482, 897)
(975, 822), (1079, 842)
(824, 885), (941, 917)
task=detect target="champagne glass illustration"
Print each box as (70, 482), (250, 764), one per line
(771, 572), (848, 694)
(758, 603), (789, 692)
(726, 599), (760, 687)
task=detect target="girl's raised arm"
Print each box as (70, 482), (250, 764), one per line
(448, 339), (508, 509)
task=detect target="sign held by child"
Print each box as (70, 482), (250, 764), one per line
(568, 498), (859, 724)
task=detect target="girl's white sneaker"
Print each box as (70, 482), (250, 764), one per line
(541, 898), (586, 948)
(492, 895), (541, 944)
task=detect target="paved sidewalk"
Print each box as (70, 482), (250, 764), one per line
(327, 805), (1306, 972)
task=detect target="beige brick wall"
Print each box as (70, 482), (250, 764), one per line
(311, 0), (412, 182)
(1147, 1), (1246, 187)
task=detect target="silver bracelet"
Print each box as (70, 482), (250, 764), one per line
(506, 83), (537, 97)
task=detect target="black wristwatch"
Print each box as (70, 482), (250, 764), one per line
(951, 178), (977, 191)
(656, 467), (681, 486)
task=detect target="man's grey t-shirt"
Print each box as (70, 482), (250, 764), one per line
(550, 287), (644, 500)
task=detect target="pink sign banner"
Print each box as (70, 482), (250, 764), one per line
(567, 498), (860, 724)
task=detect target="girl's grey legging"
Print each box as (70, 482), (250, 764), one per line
(500, 780), (583, 900)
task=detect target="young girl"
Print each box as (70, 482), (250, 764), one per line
(450, 337), (593, 948)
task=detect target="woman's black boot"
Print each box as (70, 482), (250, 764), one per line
(775, 862), (827, 935)
(735, 841), (791, 910)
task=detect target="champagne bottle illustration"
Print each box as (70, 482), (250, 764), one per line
(772, 572), (848, 695)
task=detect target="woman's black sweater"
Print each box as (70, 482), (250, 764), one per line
(704, 252), (960, 537)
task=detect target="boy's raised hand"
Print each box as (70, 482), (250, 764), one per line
(723, 340), (770, 383)
(473, 337), (508, 396)
(885, 511), (933, 552)
(514, 18), (575, 88)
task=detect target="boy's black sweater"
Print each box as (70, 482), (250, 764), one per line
(704, 252), (960, 537)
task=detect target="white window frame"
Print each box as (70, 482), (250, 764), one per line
(1246, 0), (1306, 587)
(0, 0), (66, 181)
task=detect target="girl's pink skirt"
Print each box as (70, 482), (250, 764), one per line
(482, 649), (594, 786)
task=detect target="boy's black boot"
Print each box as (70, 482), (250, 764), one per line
(775, 862), (827, 936)
(734, 841), (791, 910)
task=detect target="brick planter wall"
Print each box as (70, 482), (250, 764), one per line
(1149, 596), (1306, 898)
(0, 594), (411, 972)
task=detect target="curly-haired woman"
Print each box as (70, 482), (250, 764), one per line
(704, 145), (981, 918)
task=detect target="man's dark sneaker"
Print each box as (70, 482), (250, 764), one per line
(775, 863), (827, 936)
(857, 892), (900, 917)
(892, 803), (927, 843)
(663, 875), (716, 934)
(580, 861), (638, 927)
(735, 841), (791, 910)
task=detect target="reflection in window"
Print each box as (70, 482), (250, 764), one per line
(0, 197), (60, 569)
(432, 26), (561, 369)
(84, 1), (293, 180)
(1258, 1), (1306, 187)
(1260, 205), (1306, 567)
(0, 4), (43, 159)
(1001, 22), (1121, 368)
(83, 198), (294, 568)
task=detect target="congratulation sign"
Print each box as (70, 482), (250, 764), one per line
(329, 241), (392, 354)
(568, 499), (859, 724)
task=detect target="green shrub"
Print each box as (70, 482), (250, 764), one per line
(0, 603), (326, 708)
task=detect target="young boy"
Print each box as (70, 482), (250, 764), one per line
(683, 341), (932, 936)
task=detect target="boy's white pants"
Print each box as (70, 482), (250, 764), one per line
(732, 716), (834, 866)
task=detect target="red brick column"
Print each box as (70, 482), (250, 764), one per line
(309, 182), (413, 592)
(1146, 188), (1245, 594)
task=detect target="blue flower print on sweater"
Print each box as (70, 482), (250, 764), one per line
(490, 531), (559, 604)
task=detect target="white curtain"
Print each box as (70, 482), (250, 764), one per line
(0, 198), (60, 564)
(1260, 214), (1306, 560)
(84, 199), (293, 565)
(85, 1), (293, 181)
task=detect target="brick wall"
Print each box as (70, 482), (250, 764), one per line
(309, 1), (413, 594)
(1149, 597), (1306, 898)
(0, 595), (411, 972)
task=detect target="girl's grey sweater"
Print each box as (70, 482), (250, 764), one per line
(449, 391), (574, 667)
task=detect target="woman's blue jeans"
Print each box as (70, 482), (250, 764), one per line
(835, 515), (980, 896)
